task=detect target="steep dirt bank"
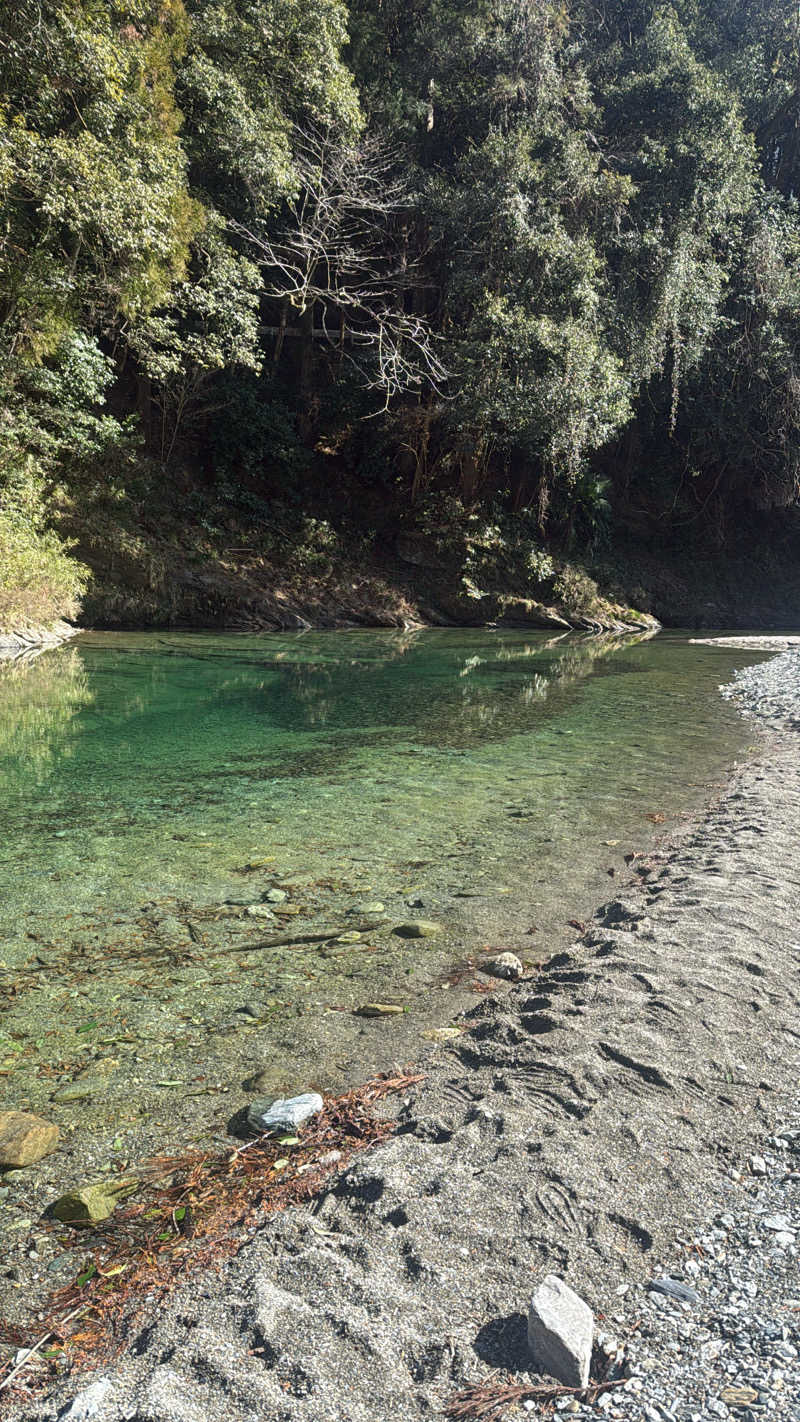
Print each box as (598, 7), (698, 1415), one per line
(6, 657), (800, 1420)
(74, 524), (656, 635)
(66, 503), (800, 635)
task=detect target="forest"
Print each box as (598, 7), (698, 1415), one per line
(1, 0), (799, 630)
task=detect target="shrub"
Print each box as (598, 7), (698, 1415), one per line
(0, 461), (89, 632)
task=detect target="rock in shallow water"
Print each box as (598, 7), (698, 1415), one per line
(51, 1179), (139, 1225)
(0, 1110), (59, 1167)
(393, 920), (441, 938)
(247, 1092), (324, 1135)
(527, 1274), (594, 1388)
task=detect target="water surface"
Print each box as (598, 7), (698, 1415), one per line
(0, 628), (767, 1164)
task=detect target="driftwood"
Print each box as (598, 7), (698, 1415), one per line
(445, 1374), (624, 1420)
(213, 921), (390, 956)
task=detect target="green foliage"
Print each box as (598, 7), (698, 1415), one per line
(0, 460), (88, 631)
(3, 0), (800, 619)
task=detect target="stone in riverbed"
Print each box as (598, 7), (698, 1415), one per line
(648, 1276), (699, 1304)
(247, 1092), (324, 1136)
(528, 1274), (593, 1388)
(354, 1003), (404, 1017)
(246, 903), (276, 919)
(484, 951), (524, 981)
(50, 1178), (139, 1225)
(0, 1110), (60, 1167)
(263, 888), (288, 904)
(393, 920), (441, 938)
(59, 1377), (115, 1421)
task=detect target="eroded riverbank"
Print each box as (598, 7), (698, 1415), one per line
(3, 647), (800, 1417)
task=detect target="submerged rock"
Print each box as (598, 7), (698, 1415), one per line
(0, 1110), (59, 1168)
(247, 1092), (324, 1136)
(263, 888), (288, 904)
(393, 920), (442, 938)
(354, 1003), (404, 1017)
(246, 904), (276, 920)
(528, 1274), (594, 1388)
(51, 1178), (139, 1226)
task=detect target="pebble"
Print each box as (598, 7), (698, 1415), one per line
(484, 951), (524, 981)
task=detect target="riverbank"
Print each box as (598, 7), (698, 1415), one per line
(3, 645), (799, 1418)
(0, 623), (77, 660)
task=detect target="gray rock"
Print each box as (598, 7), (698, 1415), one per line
(648, 1277), (700, 1304)
(57, 1377), (114, 1420)
(750, 1154), (768, 1175)
(245, 904), (276, 920)
(528, 1274), (594, 1387)
(247, 1091), (324, 1135)
(263, 888), (288, 904)
(484, 951), (524, 981)
(761, 1213), (792, 1231)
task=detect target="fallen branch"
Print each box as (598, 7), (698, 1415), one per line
(0, 1304), (86, 1394)
(213, 921), (390, 957)
(445, 1375), (624, 1420)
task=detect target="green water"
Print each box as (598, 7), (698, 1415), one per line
(0, 629), (767, 1167)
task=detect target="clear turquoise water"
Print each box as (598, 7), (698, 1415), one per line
(0, 628), (769, 1148)
(0, 628), (765, 944)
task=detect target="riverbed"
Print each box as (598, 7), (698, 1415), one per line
(0, 627), (771, 1327)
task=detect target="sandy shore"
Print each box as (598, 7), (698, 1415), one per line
(6, 652), (800, 1421)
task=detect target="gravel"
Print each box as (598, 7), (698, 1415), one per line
(550, 1109), (800, 1421)
(722, 647), (800, 729)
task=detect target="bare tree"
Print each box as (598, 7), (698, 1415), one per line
(231, 129), (447, 408)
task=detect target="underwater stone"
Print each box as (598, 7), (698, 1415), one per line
(263, 888), (288, 904)
(0, 1110), (60, 1168)
(354, 1003), (404, 1017)
(393, 920), (442, 938)
(51, 1178), (139, 1226)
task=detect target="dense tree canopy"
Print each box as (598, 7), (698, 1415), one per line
(2, 0), (800, 625)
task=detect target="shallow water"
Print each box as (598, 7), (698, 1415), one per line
(0, 629), (768, 1155)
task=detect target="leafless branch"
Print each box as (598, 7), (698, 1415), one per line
(231, 128), (448, 404)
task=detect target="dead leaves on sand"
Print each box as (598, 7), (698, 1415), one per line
(0, 1070), (423, 1402)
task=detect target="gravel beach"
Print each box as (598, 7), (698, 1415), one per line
(5, 644), (800, 1422)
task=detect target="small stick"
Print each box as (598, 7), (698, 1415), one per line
(0, 1303), (86, 1393)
